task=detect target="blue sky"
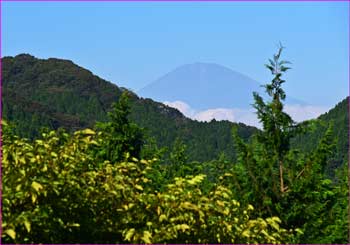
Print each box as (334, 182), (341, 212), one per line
(3, 1), (349, 107)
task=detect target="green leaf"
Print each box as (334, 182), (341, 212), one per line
(31, 181), (43, 192)
(142, 230), (152, 244)
(295, 228), (304, 235)
(50, 152), (58, 158)
(67, 223), (80, 227)
(242, 229), (250, 237)
(24, 220), (31, 233)
(135, 184), (143, 191)
(271, 216), (281, 223)
(82, 128), (96, 135)
(247, 204), (254, 211)
(5, 229), (16, 240)
(159, 214), (167, 222)
(125, 228), (135, 241)
(15, 184), (22, 192)
(178, 224), (190, 232)
(31, 193), (37, 203)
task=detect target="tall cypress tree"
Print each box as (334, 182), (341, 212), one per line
(253, 44), (302, 193)
(232, 45), (347, 243)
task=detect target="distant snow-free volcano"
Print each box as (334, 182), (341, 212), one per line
(139, 62), (303, 110)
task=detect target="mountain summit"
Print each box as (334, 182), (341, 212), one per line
(139, 62), (261, 109)
(139, 62), (304, 110)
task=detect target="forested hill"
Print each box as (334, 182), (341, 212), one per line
(291, 97), (349, 172)
(2, 54), (348, 164)
(2, 54), (257, 162)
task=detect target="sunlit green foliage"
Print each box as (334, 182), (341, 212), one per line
(2, 121), (293, 243)
(2, 123), (98, 243)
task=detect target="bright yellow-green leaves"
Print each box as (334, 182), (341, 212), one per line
(5, 229), (16, 240)
(2, 122), (291, 243)
(2, 126), (97, 243)
(31, 181), (43, 192)
(113, 172), (292, 244)
(24, 220), (31, 233)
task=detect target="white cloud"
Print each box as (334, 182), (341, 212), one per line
(193, 108), (262, 127)
(163, 100), (196, 118)
(284, 104), (329, 122)
(164, 100), (330, 128)
(194, 108), (236, 122)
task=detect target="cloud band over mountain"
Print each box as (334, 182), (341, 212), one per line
(164, 100), (329, 128)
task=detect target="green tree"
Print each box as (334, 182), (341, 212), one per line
(232, 45), (299, 217)
(231, 45), (348, 243)
(95, 91), (144, 163)
(253, 44), (303, 193)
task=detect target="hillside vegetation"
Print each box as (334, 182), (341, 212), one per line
(291, 97), (348, 175)
(2, 48), (348, 243)
(2, 54), (256, 162)
(2, 54), (348, 167)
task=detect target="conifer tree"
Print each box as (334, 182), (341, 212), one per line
(253, 44), (299, 193)
(232, 45), (347, 243)
(95, 91), (144, 163)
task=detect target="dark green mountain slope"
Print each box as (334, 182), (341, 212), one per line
(2, 54), (257, 162)
(291, 97), (349, 172)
